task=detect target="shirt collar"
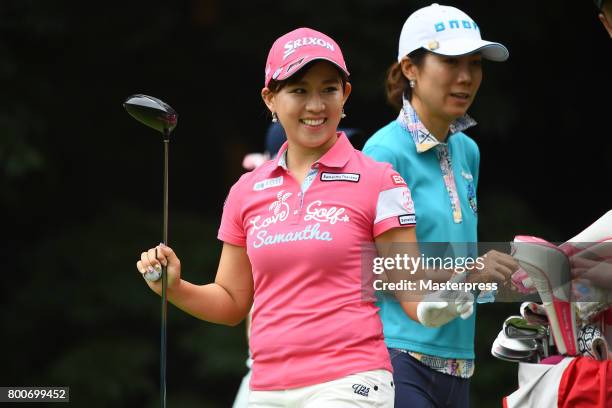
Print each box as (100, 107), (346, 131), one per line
(275, 132), (352, 170)
(397, 96), (477, 153)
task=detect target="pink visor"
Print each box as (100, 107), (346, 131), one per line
(264, 27), (349, 87)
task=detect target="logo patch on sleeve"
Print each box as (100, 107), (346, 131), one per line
(392, 174), (406, 185)
(320, 172), (360, 182)
(253, 176), (283, 191)
(398, 214), (416, 225)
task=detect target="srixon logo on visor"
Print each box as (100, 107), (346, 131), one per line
(283, 37), (335, 60)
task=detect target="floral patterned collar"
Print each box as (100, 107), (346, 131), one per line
(397, 96), (477, 153)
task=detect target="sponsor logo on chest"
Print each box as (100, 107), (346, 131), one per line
(320, 172), (360, 182)
(253, 176), (284, 191)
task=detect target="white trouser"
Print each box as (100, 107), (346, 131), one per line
(232, 368), (252, 408)
(248, 369), (394, 408)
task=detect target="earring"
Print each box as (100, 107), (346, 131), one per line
(271, 112), (278, 123)
(341, 109), (346, 119)
(409, 79), (416, 89)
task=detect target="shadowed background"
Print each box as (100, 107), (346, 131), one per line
(1, 0), (610, 406)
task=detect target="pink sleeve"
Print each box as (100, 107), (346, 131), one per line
(372, 165), (416, 237)
(217, 179), (247, 247)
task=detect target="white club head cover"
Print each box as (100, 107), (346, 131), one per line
(512, 235), (577, 355)
(563, 210), (612, 246)
(559, 210), (612, 322)
(416, 290), (474, 328)
(519, 301), (549, 326)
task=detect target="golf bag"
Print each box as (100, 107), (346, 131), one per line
(503, 357), (612, 408)
(501, 211), (612, 407)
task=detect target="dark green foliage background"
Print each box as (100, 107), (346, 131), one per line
(1, 0), (609, 406)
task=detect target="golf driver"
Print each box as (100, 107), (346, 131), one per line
(124, 94), (177, 408)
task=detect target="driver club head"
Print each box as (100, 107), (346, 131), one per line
(123, 94), (178, 135)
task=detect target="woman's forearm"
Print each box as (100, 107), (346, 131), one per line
(166, 280), (251, 326)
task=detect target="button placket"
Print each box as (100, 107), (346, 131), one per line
(436, 145), (462, 224)
(293, 166), (319, 221)
(288, 179), (301, 224)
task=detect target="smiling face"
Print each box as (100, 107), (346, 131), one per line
(404, 52), (483, 125)
(262, 61), (351, 153)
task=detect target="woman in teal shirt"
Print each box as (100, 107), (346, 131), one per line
(364, 4), (518, 407)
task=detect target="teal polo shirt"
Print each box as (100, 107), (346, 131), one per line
(363, 118), (480, 359)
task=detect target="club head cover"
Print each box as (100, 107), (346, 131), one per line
(578, 324), (610, 360)
(520, 302), (549, 326)
(511, 236), (550, 294)
(511, 268), (537, 294)
(562, 210), (612, 251)
(512, 235), (577, 355)
(559, 210), (612, 324)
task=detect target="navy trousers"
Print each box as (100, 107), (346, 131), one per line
(388, 348), (470, 408)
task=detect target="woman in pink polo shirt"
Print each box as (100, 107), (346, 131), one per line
(136, 27), (459, 407)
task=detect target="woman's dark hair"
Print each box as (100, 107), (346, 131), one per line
(267, 60), (349, 93)
(385, 48), (427, 111)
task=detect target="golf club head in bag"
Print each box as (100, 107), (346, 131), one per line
(491, 329), (539, 363)
(503, 316), (548, 339)
(511, 236), (578, 356)
(519, 302), (549, 326)
(504, 315), (550, 358)
(124, 94), (178, 137)
(520, 301), (558, 355)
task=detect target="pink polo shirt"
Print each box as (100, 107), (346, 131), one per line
(218, 133), (416, 390)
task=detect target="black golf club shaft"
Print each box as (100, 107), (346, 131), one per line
(123, 94), (177, 408)
(161, 133), (169, 408)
